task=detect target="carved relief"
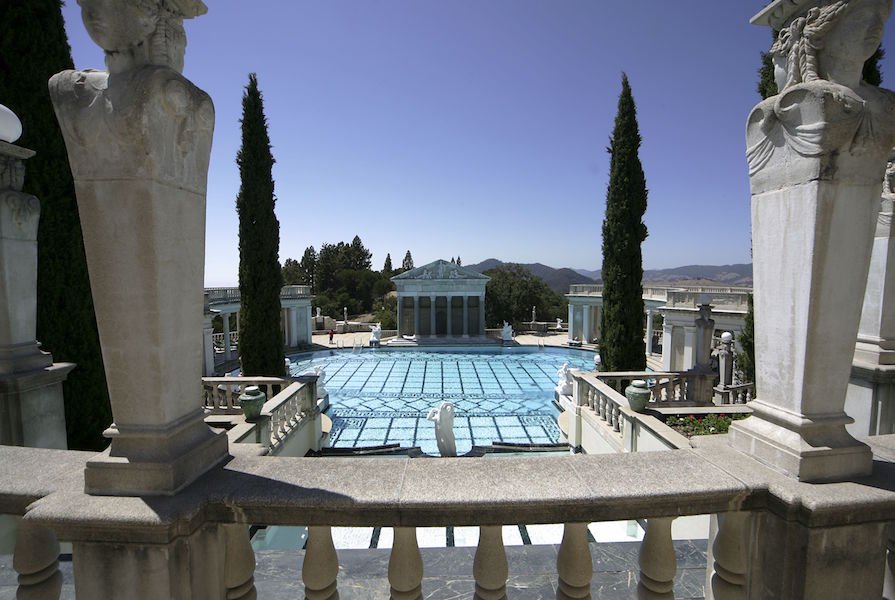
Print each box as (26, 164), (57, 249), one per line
(746, 0), (895, 180)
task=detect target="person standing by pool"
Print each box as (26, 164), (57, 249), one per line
(329, 329), (334, 344)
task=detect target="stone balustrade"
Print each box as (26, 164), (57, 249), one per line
(202, 376), (292, 413)
(210, 331), (239, 351)
(205, 285), (311, 306)
(714, 382), (755, 405)
(2, 436), (894, 598)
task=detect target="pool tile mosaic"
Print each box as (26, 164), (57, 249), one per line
(290, 348), (595, 455)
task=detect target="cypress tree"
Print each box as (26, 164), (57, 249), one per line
(383, 253), (393, 274)
(236, 73), (285, 377)
(600, 74), (648, 372)
(402, 251), (414, 271)
(0, 1), (111, 449)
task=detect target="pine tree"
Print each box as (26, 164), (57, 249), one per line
(600, 74), (648, 372)
(236, 74), (284, 377)
(347, 235), (372, 271)
(299, 245), (317, 291)
(402, 250), (414, 271)
(757, 49), (778, 99)
(456, 256), (461, 267)
(0, 0), (111, 449)
(383, 253), (393, 274)
(863, 46), (885, 86)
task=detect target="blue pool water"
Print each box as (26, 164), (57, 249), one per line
(286, 347), (596, 455)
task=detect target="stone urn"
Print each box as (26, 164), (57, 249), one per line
(625, 380), (650, 413)
(239, 385), (266, 421)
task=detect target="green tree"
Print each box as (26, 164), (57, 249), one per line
(282, 258), (302, 285)
(373, 295), (398, 330)
(299, 245), (317, 290)
(735, 294), (756, 386)
(346, 235), (372, 271)
(484, 265), (566, 329)
(383, 253), (393, 275)
(0, 0), (111, 449)
(757, 49), (778, 99)
(599, 74), (648, 372)
(316, 242), (345, 292)
(236, 73), (284, 377)
(456, 256), (462, 267)
(402, 250), (414, 271)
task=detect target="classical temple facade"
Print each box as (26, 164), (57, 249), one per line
(391, 260), (489, 340)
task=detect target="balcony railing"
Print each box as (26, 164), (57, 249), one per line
(3, 436), (895, 599)
(202, 376), (293, 413)
(205, 285), (312, 305)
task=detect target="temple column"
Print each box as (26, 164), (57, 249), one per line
(396, 296), (403, 338)
(413, 296), (420, 337)
(582, 305), (591, 345)
(682, 326), (696, 371)
(645, 309), (654, 355)
(662, 322), (673, 372)
(222, 312), (231, 362)
(446, 294), (452, 337)
(479, 293), (485, 335)
(462, 295), (469, 337)
(430, 294), (436, 338)
(568, 303), (574, 341)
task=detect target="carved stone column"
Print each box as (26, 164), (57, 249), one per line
(687, 302), (716, 405)
(847, 171), (895, 435)
(732, 0), (895, 481)
(49, 0), (227, 495)
(202, 294), (216, 377)
(0, 137), (72, 449)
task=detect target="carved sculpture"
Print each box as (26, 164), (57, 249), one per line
(370, 322), (382, 342)
(555, 363), (573, 397)
(426, 401), (457, 457)
(500, 321), (513, 341)
(731, 0), (895, 481)
(48, 0), (227, 494)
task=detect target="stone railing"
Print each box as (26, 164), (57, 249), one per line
(568, 284), (603, 295)
(665, 290), (750, 311)
(205, 285), (311, 306)
(4, 436), (895, 599)
(596, 371), (693, 404)
(714, 382), (755, 405)
(211, 331), (239, 350)
(572, 371), (690, 452)
(225, 380), (319, 454)
(202, 376), (293, 413)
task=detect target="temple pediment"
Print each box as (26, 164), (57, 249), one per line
(391, 259), (490, 282)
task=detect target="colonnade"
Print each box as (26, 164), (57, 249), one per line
(396, 293), (485, 338)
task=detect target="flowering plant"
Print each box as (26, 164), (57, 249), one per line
(665, 413), (748, 437)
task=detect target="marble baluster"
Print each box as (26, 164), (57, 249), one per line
(14, 521), (62, 600)
(303, 526), (339, 600)
(389, 527), (423, 600)
(473, 526), (507, 600)
(224, 524), (257, 600)
(710, 512), (748, 600)
(556, 523), (592, 600)
(638, 517), (676, 599)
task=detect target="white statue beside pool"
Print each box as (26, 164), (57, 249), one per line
(426, 401), (457, 457)
(500, 321), (513, 341)
(301, 365), (327, 399)
(370, 323), (381, 341)
(555, 362), (573, 397)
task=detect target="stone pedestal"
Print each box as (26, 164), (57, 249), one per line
(48, 2), (227, 495)
(847, 192), (895, 436)
(730, 0), (895, 480)
(0, 141), (71, 449)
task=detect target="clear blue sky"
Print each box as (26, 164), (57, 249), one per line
(60, 2), (895, 287)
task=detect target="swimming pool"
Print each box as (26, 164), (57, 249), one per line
(286, 347), (596, 455)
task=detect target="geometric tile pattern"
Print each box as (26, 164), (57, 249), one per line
(287, 348), (595, 455)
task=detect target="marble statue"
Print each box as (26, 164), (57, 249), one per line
(500, 321), (513, 341)
(694, 301), (715, 371)
(532, 306), (537, 323)
(426, 401), (457, 457)
(557, 318), (562, 329)
(316, 307), (321, 318)
(555, 363), (573, 397)
(370, 322), (382, 342)
(594, 353), (602, 372)
(0, 104), (22, 143)
(48, 0), (229, 494)
(731, 0), (895, 481)
(301, 365), (327, 399)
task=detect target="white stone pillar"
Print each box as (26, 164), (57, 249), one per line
(582, 305), (591, 345)
(462, 295), (469, 337)
(662, 323), (673, 372)
(290, 307), (300, 348)
(645, 309), (654, 355)
(430, 294), (436, 338)
(397, 295), (404, 338)
(413, 296), (420, 337)
(730, 1), (894, 481)
(222, 312), (231, 362)
(446, 294), (452, 337)
(202, 312), (215, 377)
(682, 326), (696, 371)
(594, 305), (601, 342)
(49, 2), (227, 494)
(479, 293), (485, 335)
(0, 141), (71, 449)
(568, 303), (574, 341)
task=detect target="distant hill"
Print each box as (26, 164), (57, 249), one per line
(465, 259), (595, 294)
(574, 264), (752, 286)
